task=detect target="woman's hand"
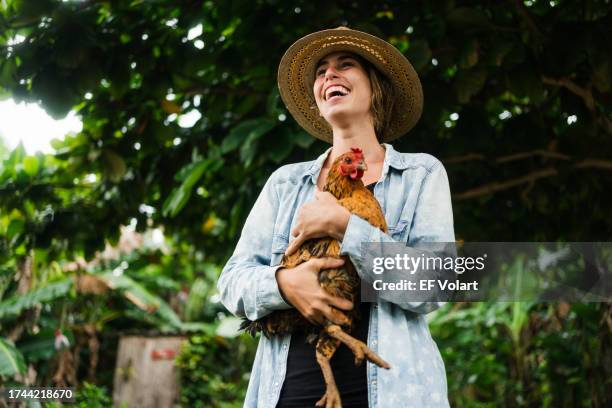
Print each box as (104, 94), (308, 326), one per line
(276, 257), (353, 326)
(284, 189), (351, 256)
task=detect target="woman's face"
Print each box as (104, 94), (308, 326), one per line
(312, 51), (372, 127)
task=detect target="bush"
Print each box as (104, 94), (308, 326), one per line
(175, 331), (258, 408)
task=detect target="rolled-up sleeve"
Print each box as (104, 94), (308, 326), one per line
(340, 161), (456, 314)
(217, 172), (292, 321)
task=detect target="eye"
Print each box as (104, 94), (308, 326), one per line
(316, 68), (325, 76)
(344, 157), (352, 164)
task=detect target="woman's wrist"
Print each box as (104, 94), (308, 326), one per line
(328, 204), (351, 241)
(275, 267), (293, 305)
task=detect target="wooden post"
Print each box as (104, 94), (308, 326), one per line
(113, 335), (186, 408)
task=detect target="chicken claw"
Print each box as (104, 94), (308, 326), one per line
(325, 324), (391, 368)
(315, 389), (342, 408)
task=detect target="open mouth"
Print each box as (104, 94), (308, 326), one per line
(324, 85), (350, 101)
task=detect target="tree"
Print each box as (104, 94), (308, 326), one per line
(1, 0), (610, 264)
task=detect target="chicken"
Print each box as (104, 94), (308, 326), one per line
(241, 147), (390, 408)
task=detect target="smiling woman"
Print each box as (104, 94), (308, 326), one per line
(314, 52), (395, 142)
(218, 26), (455, 408)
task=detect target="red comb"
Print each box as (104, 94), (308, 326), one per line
(350, 147), (363, 156)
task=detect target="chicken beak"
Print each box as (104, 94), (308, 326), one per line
(357, 160), (368, 171)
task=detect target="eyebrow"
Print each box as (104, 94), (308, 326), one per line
(316, 54), (357, 70)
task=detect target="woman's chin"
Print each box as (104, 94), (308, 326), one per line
(324, 109), (370, 129)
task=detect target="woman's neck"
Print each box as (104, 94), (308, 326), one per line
(324, 122), (386, 169)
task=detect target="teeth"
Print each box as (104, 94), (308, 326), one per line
(325, 85), (350, 100)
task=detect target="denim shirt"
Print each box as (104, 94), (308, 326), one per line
(217, 143), (455, 408)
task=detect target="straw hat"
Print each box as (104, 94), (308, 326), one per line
(277, 26), (423, 143)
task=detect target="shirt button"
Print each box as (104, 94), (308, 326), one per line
(372, 340), (378, 346)
(283, 344), (287, 350)
(274, 381), (279, 386)
(371, 380), (377, 386)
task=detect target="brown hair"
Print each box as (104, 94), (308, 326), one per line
(311, 53), (395, 142)
(357, 55), (395, 142)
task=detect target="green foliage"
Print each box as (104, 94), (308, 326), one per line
(175, 329), (258, 408)
(0, 337), (26, 376)
(429, 302), (611, 407)
(0, 279), (72, 319)
(73, 382), (113, 408)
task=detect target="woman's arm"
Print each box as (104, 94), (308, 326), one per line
(217, 171), (293, 321)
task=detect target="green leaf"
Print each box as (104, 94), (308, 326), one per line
(23, 155), (39, 176)
(162, 160), (209, 218)
(0, 59), (16, 88)
(221, 118), (276, 154)
(0, 338), (27, 377)
(99, 273), (183, 329)
(6, 142), (26, 168)
(7, 218), (24, 241)
(0, 279), (73, 319)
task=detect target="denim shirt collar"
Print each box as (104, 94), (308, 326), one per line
(304, 142), (410, 185)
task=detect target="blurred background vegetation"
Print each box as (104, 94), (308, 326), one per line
(0, 0), (610, 407)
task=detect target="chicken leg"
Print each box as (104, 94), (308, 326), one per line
(315, 335), (342, 408)
(325, 323), (390, 368)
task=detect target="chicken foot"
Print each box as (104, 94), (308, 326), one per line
(325, 324), (391, 368)
(315, 336), (342, 408)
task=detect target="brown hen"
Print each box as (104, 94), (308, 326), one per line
(241, 147), (390, 408)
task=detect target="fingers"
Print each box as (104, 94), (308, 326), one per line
(284, 233), (304, 256)
(306, 302), (349, 326)
(327, 295), (354, 311)
(313, 256), (345, 270)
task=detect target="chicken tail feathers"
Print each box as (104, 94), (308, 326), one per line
(239, 318), (263, 337)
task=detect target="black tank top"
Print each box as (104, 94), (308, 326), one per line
(276, 183), (375, 408)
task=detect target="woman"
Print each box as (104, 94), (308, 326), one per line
(218, 27), (455, 408)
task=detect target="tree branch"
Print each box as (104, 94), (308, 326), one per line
(454, 167), (557, 200)
(542, 76), (612, 135)
(443, 149), (571, 165)
(496, 149), (570, 163)
(453, 159), (612, 200)
(443, 153), (485, 164)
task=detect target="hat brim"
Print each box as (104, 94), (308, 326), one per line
(277, 27), (423, 143)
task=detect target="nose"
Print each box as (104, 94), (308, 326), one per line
(324, 66), (340, 81)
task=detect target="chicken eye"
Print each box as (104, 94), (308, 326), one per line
(344, 157), (352, 164)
